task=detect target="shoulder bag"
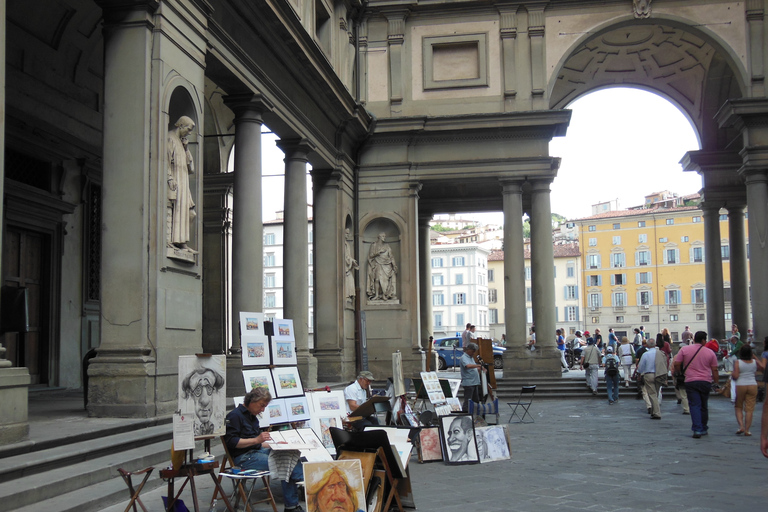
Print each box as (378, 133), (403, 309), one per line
(675, 345), (703, 386)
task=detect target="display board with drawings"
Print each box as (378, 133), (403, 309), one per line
(178, 354), (227, 438)
(239, 312), (270, 366)
(419, 371), (452, 416)
(474, 425), (512, 463)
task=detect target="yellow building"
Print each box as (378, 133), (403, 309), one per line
(574, 205), (749, 341)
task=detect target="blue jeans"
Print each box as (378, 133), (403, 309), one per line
(605, 373), (620, 402)
(234, 448), (303, 508)
(685, 381), (712, 433)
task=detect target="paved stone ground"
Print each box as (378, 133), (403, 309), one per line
(101, 391), (768, 512)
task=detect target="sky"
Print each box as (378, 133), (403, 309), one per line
(259, 87), (702, 223)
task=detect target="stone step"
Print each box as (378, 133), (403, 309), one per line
(0, 423), (172, 484)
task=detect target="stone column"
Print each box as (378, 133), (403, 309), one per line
(529, 179), (559, 373)
(501, 181), (527, 345)
(727, 205), (750, 335)
(276, 138), (317, 385)
(743, 169), (768, 347)
(418, 215), (433, 348)
(702, 204), (726, 340)
(223, 94), (272, 396)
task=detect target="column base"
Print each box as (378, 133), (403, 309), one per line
(0, 367), (31, 445)
(226, 353), (246, 401)
(297, 352), (318, 389)
(504, 346), (562, 376)
(87, 347), (158, 418)
(315, 349), (356, 383)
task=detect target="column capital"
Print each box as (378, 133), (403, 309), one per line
(529, 178), (553, 193)
(95, 0), (159, 19)
(500, 179), (524, 194)
(681, 150), (742, 174)
(700, 202), (724, 214)
(223, 93), (274, 120)
(276, 138), (316, 161)
(726, 204), (747, 214)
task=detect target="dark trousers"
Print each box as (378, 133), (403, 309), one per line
(685, 380), (712, 433)
(462, 384), (481, 412)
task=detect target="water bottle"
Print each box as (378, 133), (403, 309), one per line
(207, 499), (217, 512)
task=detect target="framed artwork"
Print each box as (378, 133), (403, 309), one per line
(273, 318), (296, 342)
(310, 390), (346, 415)
(392, 351), (405, 397)
(285, 396), (311, 422)
(243, 340), (270, 367)
(297, 428), (327, 451)
(272, 366), (304, 398)
(303, 460), (366, 512)
(265, 398), (289, 424)
(446, 397), (462, 412)
(420, 371), (446, 404)
(178, 355), (227, 438)
(271, 338), (298, 366)
(447, 379), (461, 399)
(313, 415), (343, 455)
(242, 368), (277, 399)
(475, 425), (511, 463)
(418, 427), (443, 463)
(439, 414), (479, 464)
(239, 312), (270, 366)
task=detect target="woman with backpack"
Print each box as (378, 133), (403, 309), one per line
(617, 336), (635, 388)
(604, 346), (621, 404)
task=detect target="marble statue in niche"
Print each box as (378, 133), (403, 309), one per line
(366, 232), (398, 301)
(167, 116), (197, 261)
(344, 228), (358, 302)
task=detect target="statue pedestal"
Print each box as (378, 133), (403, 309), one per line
(505, 346), (562, 376)
(0, 367), (31, 445)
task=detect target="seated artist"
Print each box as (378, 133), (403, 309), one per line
(224, 388), (304, 512)
(344, 370), (380, 431)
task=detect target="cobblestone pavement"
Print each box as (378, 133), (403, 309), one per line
(102, 392), (767, 512)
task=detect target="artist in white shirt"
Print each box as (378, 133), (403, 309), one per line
(344, 370), (379, 431)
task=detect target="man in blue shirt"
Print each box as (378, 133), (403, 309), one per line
(636, 338), (668, 419)
(224, 388), (304, 512)
(460, 342), (486, 411)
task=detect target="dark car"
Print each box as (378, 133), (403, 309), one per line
(432, 337), (505, 370)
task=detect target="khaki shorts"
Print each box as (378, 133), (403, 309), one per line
(734, 384), (757, 411)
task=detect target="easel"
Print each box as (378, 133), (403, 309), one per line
(160, 437), (236, 512)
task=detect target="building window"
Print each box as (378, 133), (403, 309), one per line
(588, 254), (601, 269)
(588, 275), (602, 286)
(309, 250), (313, 264)
(613, 223), (621, 230)
(488, 269), (494, 282)
(489, 309), (498, 324)
(565, 306), (577, 321)
(588, 293), (601, 308)
(432, 257), (443, 267)
(477, 273), (484, 285)
(670, 314), (679, 321)
(478, 292), (486, 305)
(665, 249), (679, 264)
(641, 315), (650, 322)
(611, 253), (626, 268)
(588, 225), (596, 232)
(693, 289), (705, 304)
(265, 293), (276, 308)
(616, 316), (625, 323)
(565, 285), (578, 300)
(489, 289), (497, 303)
(265, 253), (276, 267)
(264, 274), (276, 288)
(681, 236), (689, 242)
(453, 293), (466, 305)
(592, 317), (600, 324)
(612, 292), (626, 307)
(612, 273), (626, 285)
(589, 238), (597, 246)
(693, 216), (701, 223)
(638, 221), (646, 227)
(433, 293), (444, 306)
(526, 308), (533, 323)
(638, 234), (647, 243)
(638, 291), (652, 306)
(696, 313), (705, 321)
(432, 274), (444, 286)
(526, 287), (532, 302)
(720, 214), (728, 221)
(567, 263), (575, 278)
(725, 312), (732, 320)
(636, 251), (651, 266)
(452, 256), (465, 266)
(434, 313), (443, 327)
(723, 288), (732, 302)
(525, 267), (531, 280)
(692, 247), (703, 263)
(456, 313), (464, 327)
(637, 272), (652, 284)
(666, 218), (674, 225)
(265, 233), (276, 245)
(612, 236), (621, 245)
(721, 245), (730, 261)
(666, 289), (681, 305)
(455, 274), (464, 285)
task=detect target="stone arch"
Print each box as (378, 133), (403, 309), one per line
(360, 217), (402, 304)
(548, 16), (747, 150)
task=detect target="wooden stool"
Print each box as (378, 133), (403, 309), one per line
(118, 467), (154, 512)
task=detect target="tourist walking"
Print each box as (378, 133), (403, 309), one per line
(604, 347), (621, 404)
(580, 338), (601, 395)
(607, 328), (618, 352)
(674, 331), (720, 438)
(556, 329), (568, 372)
(632, 328), (643, 352)
(732, 345), (765, 436)
(617, 336), (635, 387)
(636, 338), (667, 419)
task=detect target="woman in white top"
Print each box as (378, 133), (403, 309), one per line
(617, 337), (635, 388)
(732, 345), (765, 436)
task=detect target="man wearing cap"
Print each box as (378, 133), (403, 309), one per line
(460, 342), (487, 411)
(344, 371), (379, 431)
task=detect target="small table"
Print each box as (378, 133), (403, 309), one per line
(219, 469), (275, 511)
(160, 461), (235, 512)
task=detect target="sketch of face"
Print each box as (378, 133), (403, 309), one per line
(447, 418), (471, 461)
(188, 370), (218, 426)
(475, 431), (488, 459)
(421, 430), (438, 452)
(317, 471), (354, 512)
(485, 428), (509, 457)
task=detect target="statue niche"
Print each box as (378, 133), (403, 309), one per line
(366, 232), (399, 303)
(166, 115), (198, 262)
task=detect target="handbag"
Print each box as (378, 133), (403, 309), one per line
(675, 345), (704, 387)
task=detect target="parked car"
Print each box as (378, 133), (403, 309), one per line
(431, 337), (505, 370)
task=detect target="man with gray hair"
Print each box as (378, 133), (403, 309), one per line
(636, 337), (668, 419)
(344, 370), (378, 431)
(460, 342), (486, 412)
